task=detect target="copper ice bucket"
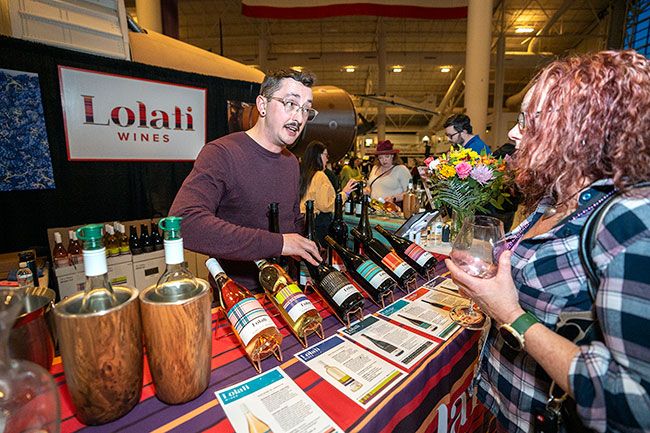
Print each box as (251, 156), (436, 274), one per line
(139, 278), (212, 404)
(53, 286), (143, 425)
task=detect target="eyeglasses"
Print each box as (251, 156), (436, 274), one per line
(268, 97), (318, 121)
(446, 131), (461, 140)
(517, 111), (541, 130)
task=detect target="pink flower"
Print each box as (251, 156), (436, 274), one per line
(470, 164), (495, 185)
(455, 162), (472, 179)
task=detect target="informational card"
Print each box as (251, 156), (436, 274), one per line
(406, 287), (469, 310)
(378, 299), (460, 341)
(295, 335), (404, 409)
(339, 315), (438, 370)
(216, 367), (342, 433)
(422, 275), (460, 294)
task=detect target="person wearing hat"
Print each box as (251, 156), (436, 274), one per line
(365, 140), (412, 205)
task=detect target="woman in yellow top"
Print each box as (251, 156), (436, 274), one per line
(300, 141), (357, 243)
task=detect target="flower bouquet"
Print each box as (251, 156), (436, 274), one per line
(422, 146), (513, 238)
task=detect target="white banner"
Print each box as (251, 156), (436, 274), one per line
(59, 66), (206, 161)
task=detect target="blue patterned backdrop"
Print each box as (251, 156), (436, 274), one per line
(0, 68), (55, 191)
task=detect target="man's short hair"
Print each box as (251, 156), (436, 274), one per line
(260, 69), (316, 98)
(443, 114), (473, 134)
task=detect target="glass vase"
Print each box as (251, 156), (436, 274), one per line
(0, 286), (60, 432)
(450, 208), (474, 241)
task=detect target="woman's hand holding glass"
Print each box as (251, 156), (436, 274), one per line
(446, 250), (524, 327)
(445, 215), (515, 329)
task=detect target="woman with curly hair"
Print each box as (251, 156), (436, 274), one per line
(446, 50), (650, 432)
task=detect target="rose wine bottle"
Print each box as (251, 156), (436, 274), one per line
(324, 235), (395, 305)
(67, 230), (83, 265)
(350, 228), (417, 289)
(256, 259), (322, 344)
(52, 232), (70, 268)
(374, 225), (438, 277)
(205, 258), (282, 366)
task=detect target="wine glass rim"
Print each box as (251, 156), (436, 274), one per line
(465, 215), (504, 227)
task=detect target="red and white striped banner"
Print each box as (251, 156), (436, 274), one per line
(242, 0), (468, 20)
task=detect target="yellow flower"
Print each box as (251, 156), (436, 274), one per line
(438, 164), (456, 178)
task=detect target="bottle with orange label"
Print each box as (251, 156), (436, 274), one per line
(350, 227), (417, 290)
(374, 225), (438, 277)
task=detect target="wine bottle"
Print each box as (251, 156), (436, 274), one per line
(360, 334), (404, 356)
(52, 231), (70, 268)
(140, 223), (153, 253)
(324, 236), (395, 305)
(354, 183), (363, 216)
(374, 225), (438, 276)
(305, 260), (364, 323)
(67, 230), (83, 265)
(299, 200), (318, 287)
(319, 361), (362, 391)
(104, 225), (120, 257)
(256, 259), (322, 341)
(116, 223), (130, 255)
(154, 217), (200, 301)
(242, 403), (272, 433)
(129, 225), (142, 255)
(205, 258), (282, 363)
(354, 194), (372, 254)
(151, 221), (164, 251)
(327, 194), (348, 269)
(76, 224), (119, 313)
(350, 228), (417, 288)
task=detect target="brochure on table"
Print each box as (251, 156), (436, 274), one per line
(338, 315), (438, 371)
(406, 286), (469, 310)
(422, 275), (461, 294)
(378, 298), (460, 341)
(215, 367), (342, 433)
(295, 335), (404, 409)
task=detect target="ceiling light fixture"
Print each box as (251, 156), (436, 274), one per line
(391, 65), (403, 73)
(440, 66), (451, 73)
(515, 26), (535, 34)
(344, 66), (356, 73)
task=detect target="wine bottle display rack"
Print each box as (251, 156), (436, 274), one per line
(263, 293), (325, 348)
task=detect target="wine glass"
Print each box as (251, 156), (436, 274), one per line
(0, 286), (61, 432)
(448, 215), (505, 330)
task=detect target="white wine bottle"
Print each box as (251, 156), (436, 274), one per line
(256, 259), (323, 346)
(320, 361), (362, 392)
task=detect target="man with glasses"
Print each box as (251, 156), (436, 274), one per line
(443, 113), (491, 154)
(169, 69), (321, 291)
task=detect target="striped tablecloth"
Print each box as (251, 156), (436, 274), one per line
(52, 258), (495, 433)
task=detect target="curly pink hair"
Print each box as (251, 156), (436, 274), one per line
(514, 50), (650, 209)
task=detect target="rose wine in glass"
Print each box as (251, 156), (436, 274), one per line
(449, 215), (505, 330)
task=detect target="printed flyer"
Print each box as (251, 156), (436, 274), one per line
(378, 299), (460, 340)
(406, 287), (469, 310)
(295, 335), (404, 409)
(215, 367), (342, 433)
(339, 315), (438, 370)
(422, 275), (460, 294)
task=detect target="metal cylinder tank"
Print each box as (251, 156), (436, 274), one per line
(292, 85), (357, 164)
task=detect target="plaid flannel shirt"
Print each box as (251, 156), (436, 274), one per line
(476, 180), (650, 433)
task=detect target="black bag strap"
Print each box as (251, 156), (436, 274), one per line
(578, 181), (650, 300)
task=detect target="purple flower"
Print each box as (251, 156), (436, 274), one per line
(455, 162), (472, 179)
(470, 164), (494, 185)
